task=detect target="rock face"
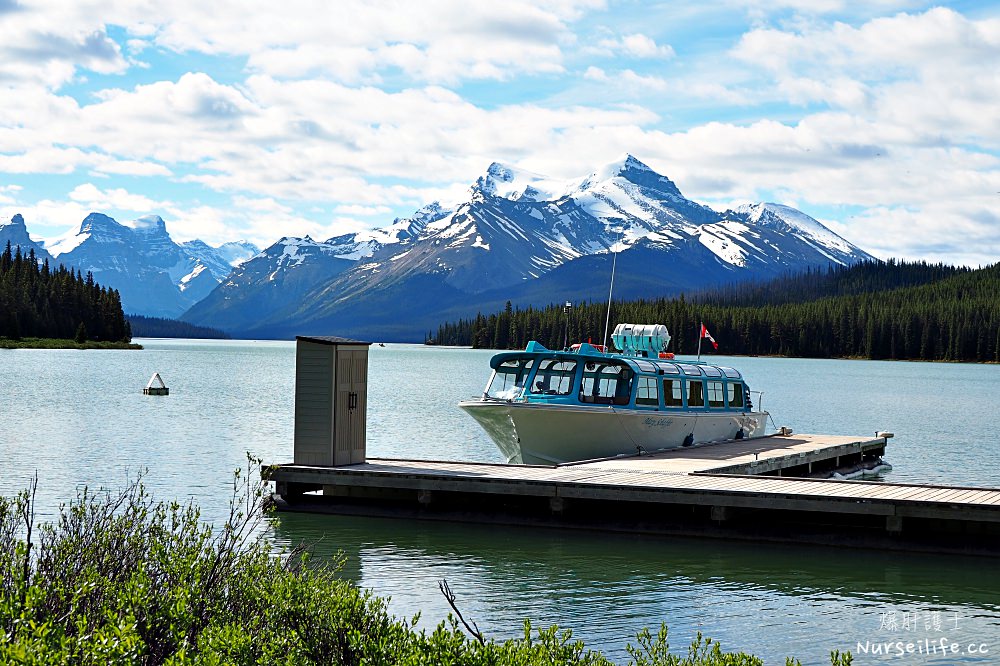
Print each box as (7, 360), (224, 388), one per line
(183, 155), (872, 340)
(0, 214), (53, 263)
(36, 212), (257, 318)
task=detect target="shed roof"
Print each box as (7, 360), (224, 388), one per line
(296, 335), (372, 346)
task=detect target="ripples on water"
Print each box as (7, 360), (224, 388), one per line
(1, 339), (998, 663)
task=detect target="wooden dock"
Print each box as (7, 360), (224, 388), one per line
(267, 433), (1000, 555)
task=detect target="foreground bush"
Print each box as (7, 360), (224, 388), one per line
(0, 463), (851, 665)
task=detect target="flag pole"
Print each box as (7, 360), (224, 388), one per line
(697, 321), (703, 361)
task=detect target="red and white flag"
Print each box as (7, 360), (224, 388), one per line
(700, 323), (718, 350)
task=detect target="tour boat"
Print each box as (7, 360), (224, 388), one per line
(459, 324), (770, 465)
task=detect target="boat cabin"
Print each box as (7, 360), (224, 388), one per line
(483, 341), (751, 412)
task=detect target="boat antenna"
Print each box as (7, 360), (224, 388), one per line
(602, 234), (621, 354)
(563, 301), (572, 350)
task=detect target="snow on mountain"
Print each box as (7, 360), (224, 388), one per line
(731, 202), (861, 261)
(215, 241), (260, 266)
(182, 155), (873, 339)
(472, 162), (575, 202)
(3, 212), (258, 317)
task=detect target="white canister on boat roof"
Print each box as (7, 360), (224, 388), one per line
(612, 323), (671, 356)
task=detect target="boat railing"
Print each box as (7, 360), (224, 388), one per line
(751, 390), (764, 412)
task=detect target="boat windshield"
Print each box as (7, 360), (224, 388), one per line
(580, 361), (634, 405)
(486, 357), (535, 399)
(530, 359), (578, 395)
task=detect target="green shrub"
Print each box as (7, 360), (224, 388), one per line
(0, 461), (851, 665)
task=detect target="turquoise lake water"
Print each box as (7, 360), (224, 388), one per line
(1, 339), (998, 663)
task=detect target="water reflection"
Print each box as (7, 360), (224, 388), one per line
(271, 512), (1000, 664)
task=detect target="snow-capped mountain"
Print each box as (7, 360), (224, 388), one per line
(0, 214), (53, 263)
(183, 155), (871, 339)
(18, 212), (260, 318)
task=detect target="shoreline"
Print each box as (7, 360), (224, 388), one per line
(0, 337), (143, 350)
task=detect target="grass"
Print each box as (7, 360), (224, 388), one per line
(0, 337), (142, 350)
(0, 458), (853, 665)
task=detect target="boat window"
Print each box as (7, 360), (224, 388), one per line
(703, 366), (722, 377)
(720, 367), (742, 379)
(656, 362), (680, 375)
(727, 382), (745, 408)
(678, 364), (702, 376)
(663, 378), (683, 407)
(686, 380), (705, 408)
(486, 358), (535, 399)
(530, 359), (578, 396)
(635, 376), (659, 407)
(579, 362), (634, 405)
(707, 381), (725, 408)
(634, 360), (657, 374)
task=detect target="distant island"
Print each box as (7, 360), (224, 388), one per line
(0, 241), (138, 349)
(434, 259), (1000, 364)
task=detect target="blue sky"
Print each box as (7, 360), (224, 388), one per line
(0, 0), (998, 265)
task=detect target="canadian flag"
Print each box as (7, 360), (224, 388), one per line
(700, 323), (718, 350)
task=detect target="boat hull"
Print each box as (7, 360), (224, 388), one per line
(458, 400), (769, 465)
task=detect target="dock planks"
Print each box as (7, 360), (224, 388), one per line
(268, 432), (1000, 555)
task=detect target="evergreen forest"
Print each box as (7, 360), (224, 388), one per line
(0, 241), (131, 342)
(127, 315), (230, 339)
(433, 260), (1000, 362)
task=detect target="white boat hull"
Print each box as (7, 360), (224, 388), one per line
(458, 400), (769, 465)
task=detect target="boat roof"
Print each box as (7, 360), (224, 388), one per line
(489, 341), (743, 379)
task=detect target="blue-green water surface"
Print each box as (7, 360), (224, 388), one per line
(1, 339), (998, 664)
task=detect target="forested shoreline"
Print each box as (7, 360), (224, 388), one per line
(433, 260), (1000, 363)
(0, 241), (131, 343)
(127, 314), (230, 339)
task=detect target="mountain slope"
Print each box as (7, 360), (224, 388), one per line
(39, 213), (259, 317)
(183, 155), (872, 340)
(0, 214), (53, 263)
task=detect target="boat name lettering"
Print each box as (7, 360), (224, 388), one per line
(643, 417), (674, 428)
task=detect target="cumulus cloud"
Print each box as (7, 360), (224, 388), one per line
(68, 183), (164, 213)
(594, 33), (675, 58)
(333, 204), (393, 216)
(92, 160), (173, 177)
(0, 1), (997, 266)
(732, 7), (1000, 147)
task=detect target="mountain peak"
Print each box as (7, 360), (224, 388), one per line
(79, 212), (124, 234)
(133, 214), (168, 235)
(472, 161), (521, 197)
(730, 202), (863, 258)
(620, 153), (652, 172)
(472, 161), (572, 202)
(580, 154), (682, 199)
(2, 213), (26, 229)
(0, 213), (52, 261)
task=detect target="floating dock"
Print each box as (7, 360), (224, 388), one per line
(266, 432), (1000, 556)
(270, 338), (998, 556)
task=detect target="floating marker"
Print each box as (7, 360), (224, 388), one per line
(143, 372), (169, 396)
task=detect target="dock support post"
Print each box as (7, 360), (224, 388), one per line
(417, 489), (433, 506)
(549, 496), (567, 514)
(886, 515), (903, 534)
(710, 506), (730, 522)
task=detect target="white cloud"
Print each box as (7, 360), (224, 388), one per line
(67, 183), (165, 213)
(92, 160), (173, 177)
(333, 204), (393, 216)
(231, 196), (293, 215)
(594, 33), (675, 58)
(732, 8), (1000, 150)
(846, 202), (1000, 267)
(0, 1), (997, 267)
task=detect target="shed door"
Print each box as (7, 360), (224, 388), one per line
(334, 349), (368, 465)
